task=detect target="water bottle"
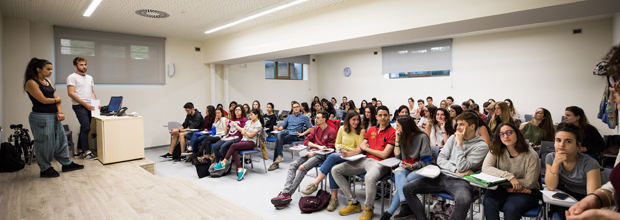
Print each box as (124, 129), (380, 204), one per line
(211, 126), (216, 135)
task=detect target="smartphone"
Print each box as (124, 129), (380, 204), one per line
(552, 192), (569, 200)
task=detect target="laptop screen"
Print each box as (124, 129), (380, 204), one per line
(108, 96), (123, 112)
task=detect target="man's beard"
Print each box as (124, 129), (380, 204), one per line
(79, 68), (87, 73)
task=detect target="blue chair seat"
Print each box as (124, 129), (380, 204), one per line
(239, 149), (259, 154)
(523, 206), (540, 217)
(266, 137), (277, 142)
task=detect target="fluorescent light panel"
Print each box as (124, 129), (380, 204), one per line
(205, 0), (308, 34)
(83, 0), (103, 17)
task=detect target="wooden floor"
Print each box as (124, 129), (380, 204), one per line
(0, 158), (265, 220)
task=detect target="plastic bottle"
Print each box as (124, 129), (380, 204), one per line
(212, 126), (216, 135)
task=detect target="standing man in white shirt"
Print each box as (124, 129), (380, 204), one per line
(67, 57), (99, 160)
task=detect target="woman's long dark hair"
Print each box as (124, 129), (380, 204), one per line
(489, 122), (529, 157)
(301, 102), (310, 114)
(397, 115), (425, 153)
(362, 104), (377, 129)
(392, 105), (410, 121)
(230, 105), (245, 120)
(23, 57), (52, 91)
(450, 105), (463, 119)
(343, 110), (362, 135)
(431, 108), (455, 136)
(536, 108), (555, 142)
(565, 106), (592, 139)
(206, 105), (216, 125)
(249, 109), (263, 125)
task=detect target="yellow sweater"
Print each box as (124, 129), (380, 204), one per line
(334, 128), (363, 152)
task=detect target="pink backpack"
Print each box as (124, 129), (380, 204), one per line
(298, 189), (330, 213)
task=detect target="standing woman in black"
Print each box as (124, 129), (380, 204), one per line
(24, 58), (83, 178)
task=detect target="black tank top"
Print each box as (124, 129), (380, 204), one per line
(27, 79), (57, 113)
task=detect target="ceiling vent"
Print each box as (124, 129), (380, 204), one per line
(135, 9), (170, 18)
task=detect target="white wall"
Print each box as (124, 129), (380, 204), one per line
(316, 19), (615, 135)
(227, 59), (319, 113)
(614, 13), (620, 44)
(2, 18), (211, 147)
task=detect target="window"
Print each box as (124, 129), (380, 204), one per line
(54, 26), (165, 85)
(382, 39), (452, 79)
(265, 61), (306, 80)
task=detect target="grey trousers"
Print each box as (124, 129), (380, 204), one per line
(28, 112), (73, 172)
(282, 154), (327, 195)
(331, 157), (390, 209)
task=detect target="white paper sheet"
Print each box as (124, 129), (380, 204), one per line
(341, 154), (365, 161)
(91, 100), (100, 117)
(417, 165), (441, 178)
(469, 173), (507, 183)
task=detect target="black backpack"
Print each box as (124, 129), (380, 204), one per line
(171, 142), (182, 160)
(0, 142), (25, 172)
(299, 189), (331, 213)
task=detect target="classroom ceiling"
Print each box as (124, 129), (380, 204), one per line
(0, 0), (350, 41)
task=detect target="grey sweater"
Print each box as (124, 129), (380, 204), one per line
(395, 133), (433, 170)
(482, 148), (540, 189)
(437, 134), (489, 178)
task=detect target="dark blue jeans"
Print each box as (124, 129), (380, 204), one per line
(403, 173), (473, 220)
(483, 187), (541, 220)
(72, 105), (91, 151)
(211, 139), (239, 162)
(274, 132), (299, 161)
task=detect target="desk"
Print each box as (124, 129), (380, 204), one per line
(89, 116), (144, 164)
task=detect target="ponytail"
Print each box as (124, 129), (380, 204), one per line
(23, 57), (52, 92)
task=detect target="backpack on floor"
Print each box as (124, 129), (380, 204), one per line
(0, 142), (25, 172)
(208, 160), (231, 178)
(171, 142), (182, 160)
(195, 158), (212, 178)
(299, 189), (330, 213)
(430, 200), (455, 220)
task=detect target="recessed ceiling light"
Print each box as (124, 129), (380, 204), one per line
(205, 0), (309, 34)
(135, 9), (170, 18)
(83, 0), (102, 17)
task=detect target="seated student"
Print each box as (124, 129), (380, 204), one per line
(243, 103), (251, 118)
(359, 100), (368, 115)
(345, 100), (358, 113)
(159, 102), (204, 159)
(408, 97), (416, 117)
(211, 105), (247, 163)
(340, 96), (348, 110)
(505, 99), (520, 120)
(403, 112), (490, 220)
(322, 99), (337, 119)
(439, 100), (448, 109)
(486, 102), (496, 123)
(469, 104), (485, 121)
(392, 105), (410, 124)
(228, 101), (238, 118)
(464, 109), (492, 146)
(331, 97), (338, 110)
(263, 103), (277, 134)
(213, 109), (263, 181)
(446, 96), (454, 107)
(193, 107), (227, 163)
(332, 106), (396, 220)
(564, 106), (605, 160)
(310, 101), (323, 125)
(461, 101), (470, 111)
(313, 96), (321, 104)
(546, 122), (601, 220)
(417, 106), (435, 131)
(271, 110), (337, 209)
(300, 102), (313, 124)
(217, 103), (228, 117)
(489, 102), (516, 133)
(426, 96), (434, 107)
(301, 110), (364, 212)
(519, 108), (555, 151)
(269, 101), (313, 171)
(371, 97), (378, 107)
(425, 108), (454, 148)
(414, 99), (426, 120)
(381, 115), (432, 220)
(482, 122), (542, 220)
(488, 99), (496, 104)
(450, 105), (463, 122)
(362, 105), (377, 131)
(252, 100), (263, 115)
(186, 105), (215, 154)
(376, 100), (384, 107)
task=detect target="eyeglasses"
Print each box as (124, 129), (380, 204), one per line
(498, 130), (514, 138)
